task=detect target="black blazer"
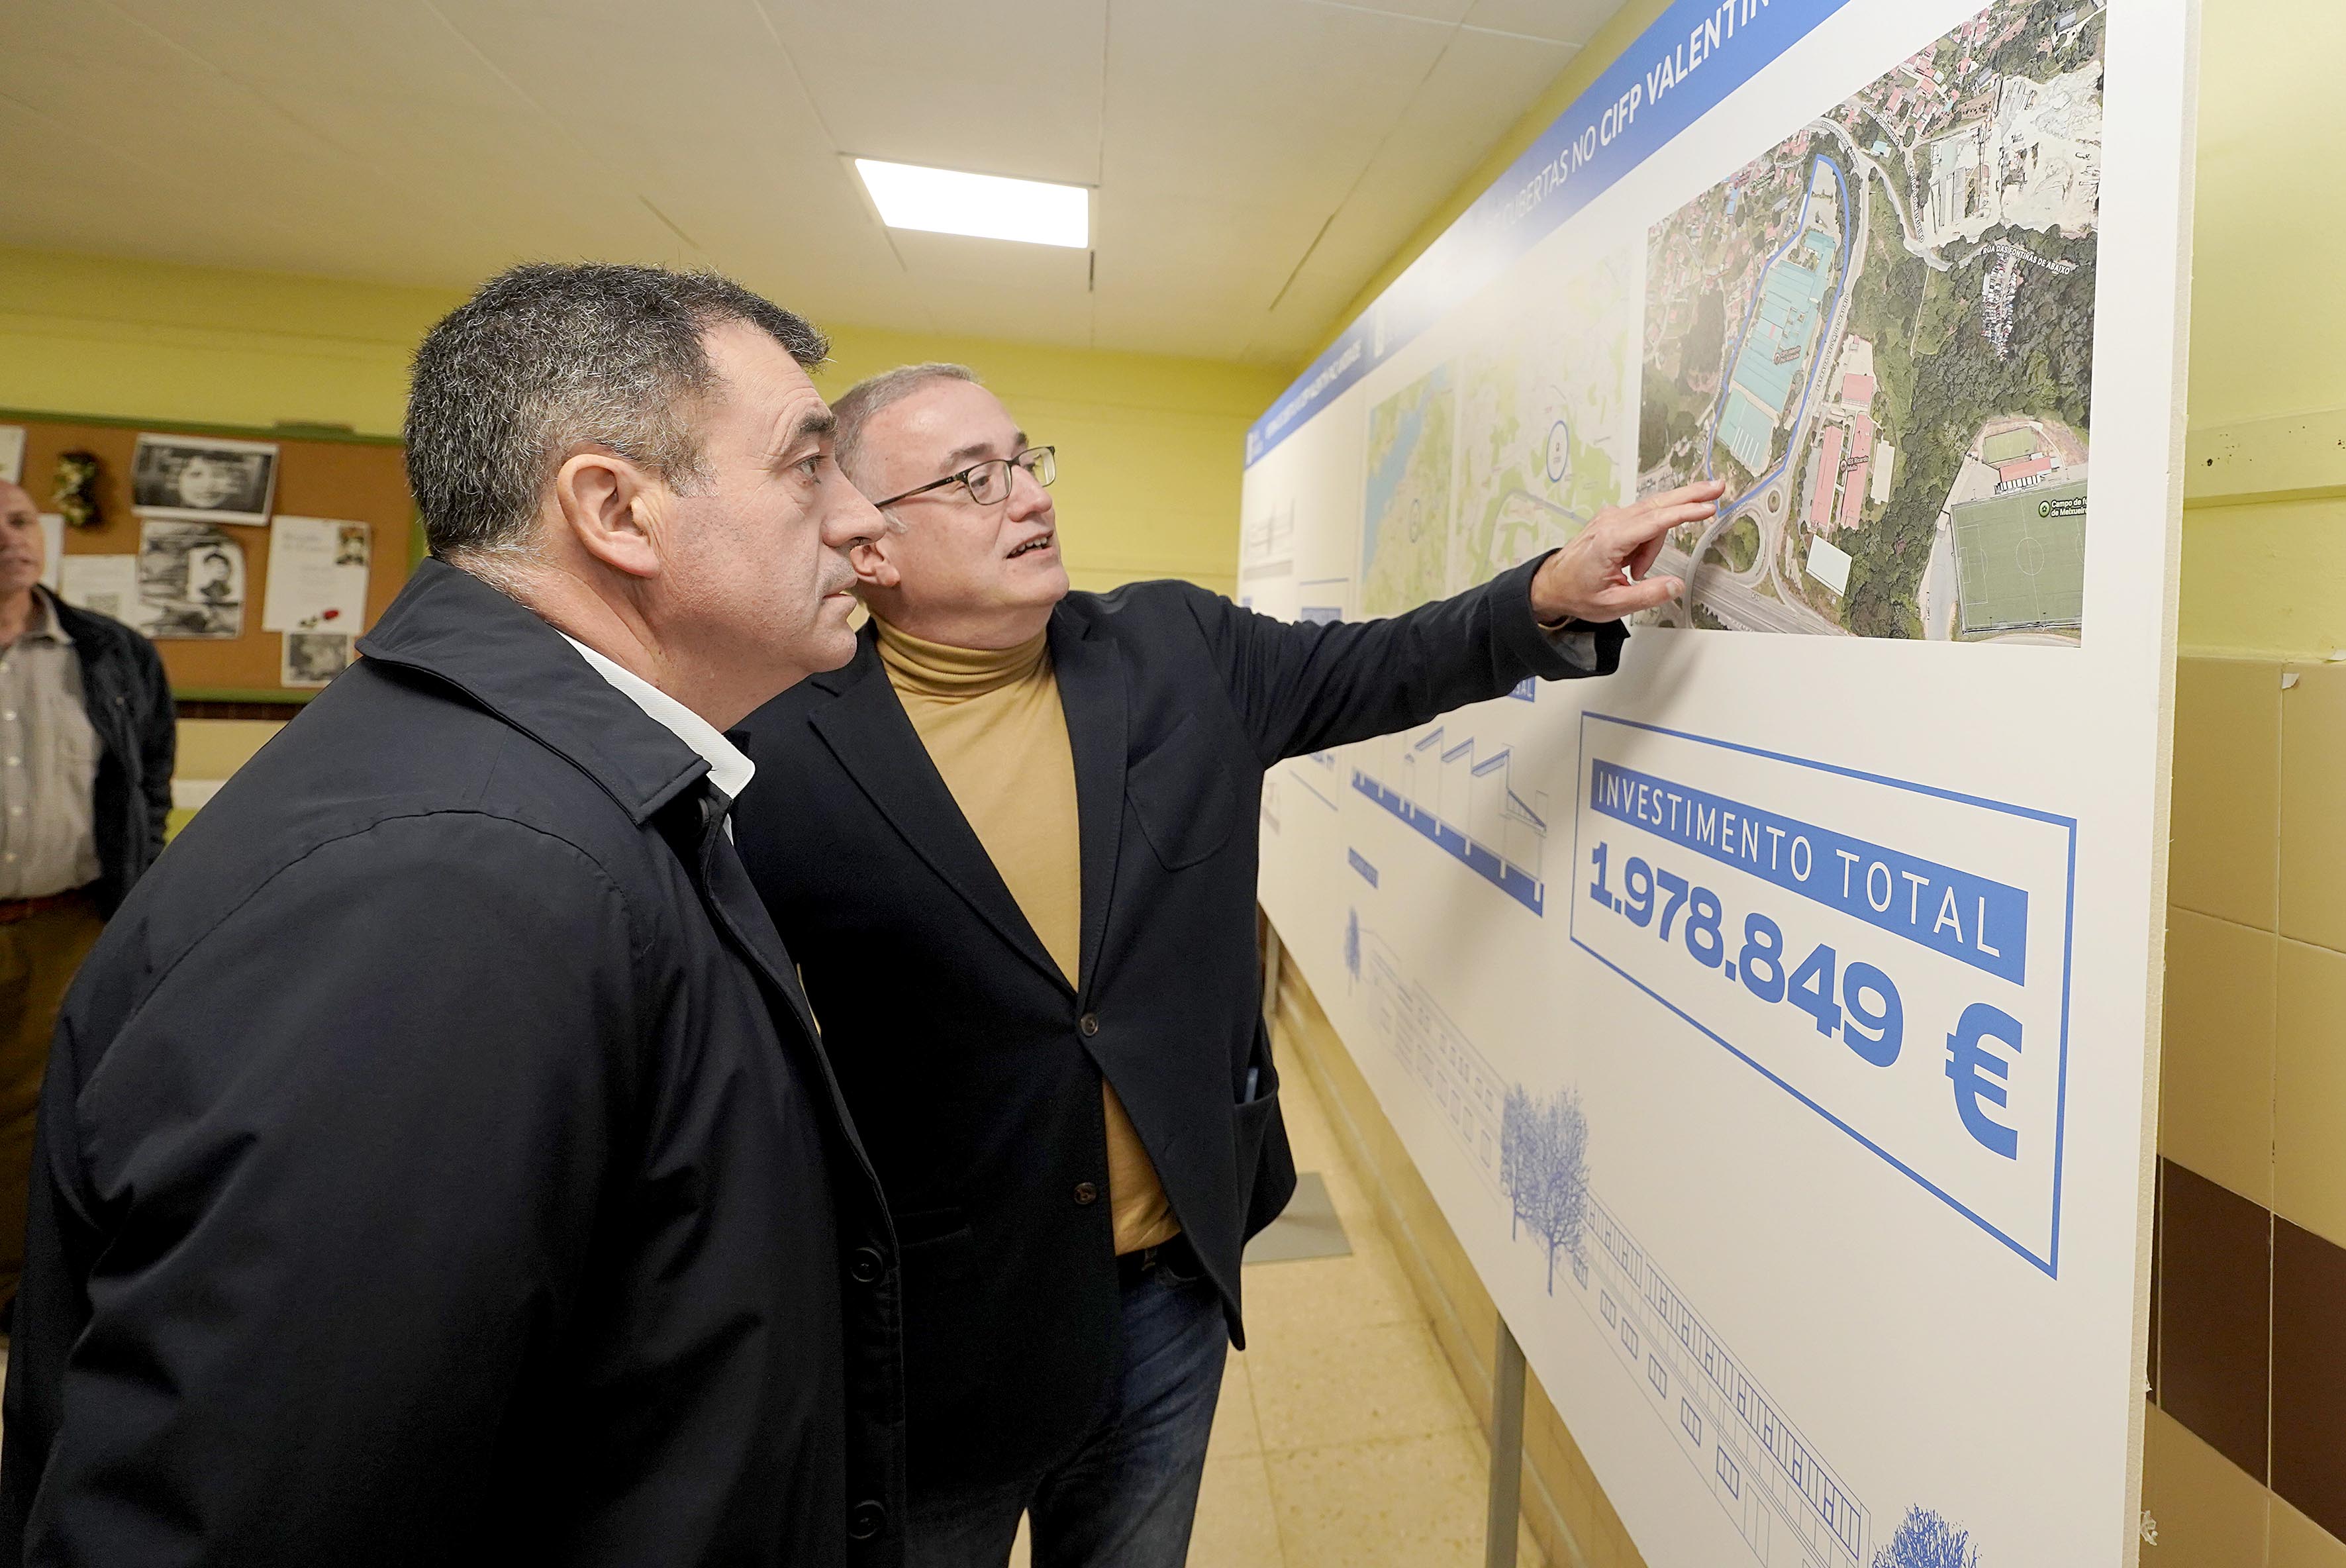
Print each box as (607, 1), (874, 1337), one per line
(733, 555), (1623, 1487)
(2, 563), (906, 1567)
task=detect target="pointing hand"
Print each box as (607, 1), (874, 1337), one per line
(1528, 479), (1726, 624)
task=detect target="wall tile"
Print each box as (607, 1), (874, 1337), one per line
(2273, 1493), (2346, 1568)
(2276, 940), (2346, 1249)
(2280, 665), (2346, 952)
(2172, 657), (2282, 928)
(2161, 908), (2278, 1204)
(2143, 1401), (2269, 1566)
(2273, 1217), (2346, 1540)
(2157, 1158), (2273, 1480)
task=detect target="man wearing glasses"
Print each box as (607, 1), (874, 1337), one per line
(730, 362), (1722, 1567)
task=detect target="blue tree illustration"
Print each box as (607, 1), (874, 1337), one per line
(1872, 1506), (1978, 1568)
(1500, 1086), (1531, 1239)
(1344, 907), (1361, 983)
(1499, 1084), (1589, 1294)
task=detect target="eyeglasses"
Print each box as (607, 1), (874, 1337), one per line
(871, 446), (1055, 510)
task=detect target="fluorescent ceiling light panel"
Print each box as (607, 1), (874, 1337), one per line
(854, 158), (1089, 249)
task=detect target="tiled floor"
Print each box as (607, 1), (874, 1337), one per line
(1012, 1059), (1542, 1567)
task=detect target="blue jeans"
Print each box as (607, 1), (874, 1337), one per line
(906, 1250), (1229, 1568)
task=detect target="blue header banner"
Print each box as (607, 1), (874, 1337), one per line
(1244, 0), (1853, 469)
(1587, 759), (2029, 985)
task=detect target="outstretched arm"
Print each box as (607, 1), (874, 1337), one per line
(1195, 481), (1723, 764)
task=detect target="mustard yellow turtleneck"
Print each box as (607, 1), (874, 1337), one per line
(872, 616), (1180, 1257)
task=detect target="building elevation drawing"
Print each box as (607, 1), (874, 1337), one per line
(1345, 919), (1965, 1568)
(1351, 724), (1548, 913)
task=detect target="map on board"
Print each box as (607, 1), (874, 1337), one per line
(1361, 254), (1630, 618)
(1450, 253), (1630, 597)
(1638, 0), (2103, 642)
(1361, 364), (1457, 616)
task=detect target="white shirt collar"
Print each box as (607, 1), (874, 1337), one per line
(558, 634), (756, 805)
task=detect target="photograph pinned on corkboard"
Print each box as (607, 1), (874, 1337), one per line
(263, 516), (370, 634)
(0, 426), (23, 486)
(138, 520), (245, 638)
(130, 432), (278, 526)
(281, 630), (353, 688)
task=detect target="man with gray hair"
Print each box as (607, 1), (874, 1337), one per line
(732, 362), (1720, 1565)
(0, 263), (908, 1567)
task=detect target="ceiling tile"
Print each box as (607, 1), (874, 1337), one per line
(1102, 0), (1450, 202)
(1090, 191), (1328, 360)
(1461, 0), (1616, 44)
(1297, 0), (1475, 25)
(759, 0), (1108, 185)
(1236, 22), (1573, 358)
(1, 0), (1622, 364)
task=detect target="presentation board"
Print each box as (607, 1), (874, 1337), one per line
(1244, 3), (2192, 1565)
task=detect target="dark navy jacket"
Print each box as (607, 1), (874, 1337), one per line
(50, 593), (173, 914)
(1, 562), (906, 1566)
(733, 556), (1622, 1487)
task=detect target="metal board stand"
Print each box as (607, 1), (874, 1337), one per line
(1486, 1319), (1527, 1568)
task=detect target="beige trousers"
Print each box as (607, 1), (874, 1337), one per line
(0, 891), (103, 1312)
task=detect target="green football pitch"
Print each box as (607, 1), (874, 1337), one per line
(1953, 479), (2087, 634)
(1982, 427), (2040, 465)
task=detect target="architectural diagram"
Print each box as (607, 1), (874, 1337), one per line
(1450, 254), (1632, 595)
(1298, 576), (1349, 626)
(1639, 0), (2102, 642)
(1349, 924), (1884, 1568)
(1243, 499), (1296, 574)
(1352, 724), (1548, 913)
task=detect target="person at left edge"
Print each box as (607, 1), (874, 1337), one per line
(0, 479), (173, 1322)
(0, 264), (908, 1566)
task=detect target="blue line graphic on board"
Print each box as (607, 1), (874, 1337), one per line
(1352, 724), (1547, 913)
(1246, 0), (1855, 466)
(1293, 752), (1344, 811)
(1348, 922), (1883, 1567)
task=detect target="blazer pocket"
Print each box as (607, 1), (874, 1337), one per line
(1128, 714), (1241, 870)
(1232, 1023), (1283, 1181)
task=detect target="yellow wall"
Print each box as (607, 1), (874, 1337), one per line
(2174, 0), (2346, 660)
(0, 244), (1285, 793)
(0, 244), (1284, 599)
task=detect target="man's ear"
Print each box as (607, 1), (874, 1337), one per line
(852, 520), (902, 590)
(553, 449), (662, 579)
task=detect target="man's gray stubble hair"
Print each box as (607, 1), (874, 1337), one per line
(827, 362), (980, 513)
(404, 262), (829, 572)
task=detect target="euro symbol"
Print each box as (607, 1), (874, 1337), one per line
(1945, 1003), (2024, 1160)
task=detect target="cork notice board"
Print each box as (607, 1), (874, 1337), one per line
(3, 410), (416, 702)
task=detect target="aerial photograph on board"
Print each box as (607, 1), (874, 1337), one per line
(1638, 0), (2102, 642)
(1361, 364), (1457, 618)
(1362, 255), (1630, 618)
